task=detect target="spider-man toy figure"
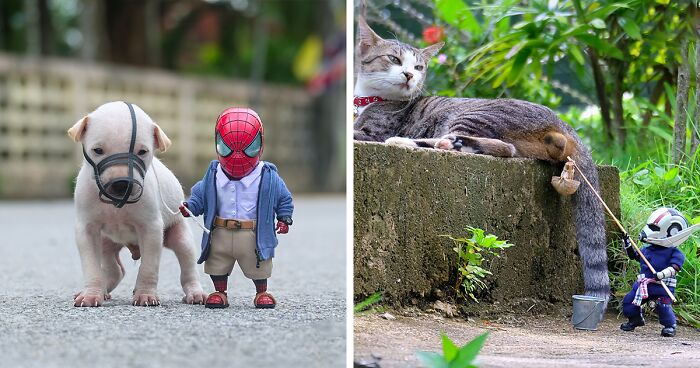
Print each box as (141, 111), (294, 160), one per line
(179, 107), (293, 309)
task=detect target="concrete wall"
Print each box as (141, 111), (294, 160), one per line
(0, 52), (344, 198)
(354, 142), (620, 308)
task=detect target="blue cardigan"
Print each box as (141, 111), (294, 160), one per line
(185, 160), (294, 263)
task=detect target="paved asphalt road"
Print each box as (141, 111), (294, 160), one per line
(0, 196), (346, 368)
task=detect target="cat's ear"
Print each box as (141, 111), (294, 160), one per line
(357, 15), (384, 56)
(421, 42), (445, 60)
(359, 0), (367, 19)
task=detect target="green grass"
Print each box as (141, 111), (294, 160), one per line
(354, 292), (384, 316)
(612, 151), (700, 326)
(565, 96), (700, 324)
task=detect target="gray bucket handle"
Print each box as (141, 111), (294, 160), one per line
(572, 300), (602, 327)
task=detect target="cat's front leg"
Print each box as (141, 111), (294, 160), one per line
(436, 134), (516, 157)
(354, 129), (381, 141)
(387, 137), (439, 148)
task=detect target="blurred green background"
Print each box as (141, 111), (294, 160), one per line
(362, 0), (700, 325)
(0, 0), (347, 196)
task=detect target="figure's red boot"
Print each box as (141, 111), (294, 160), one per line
(254, 292), (276, 309)
(205, 291), (229, 309)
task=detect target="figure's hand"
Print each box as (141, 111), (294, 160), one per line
(655, 271), (664, 281)
(276, 221), (289, 234)
(179, 202), (190, 217)
(621, 232), (632, 248)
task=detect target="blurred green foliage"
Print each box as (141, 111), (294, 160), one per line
(0, 0), (343, 84)
(419, 0), (696, 163)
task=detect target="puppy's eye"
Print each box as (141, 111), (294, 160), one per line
(388, 55), (402, 65)
(137, 149), (148, 156)
(93, 148), (104, 155)
(415, 65), (424, 71)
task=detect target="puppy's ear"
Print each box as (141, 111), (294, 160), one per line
(421, 42), (444, 59)
(67, 116), (89, 142)
(153, 123), (172, 153)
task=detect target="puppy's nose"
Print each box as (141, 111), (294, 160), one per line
(109, 179), (130, 195)
(403, 72), (413, 81)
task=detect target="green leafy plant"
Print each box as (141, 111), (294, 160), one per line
(443, 227), (514, 302)
(611, 157), (700, 326)
(416, 332), (489, 368)
(354, 291), (384, 315)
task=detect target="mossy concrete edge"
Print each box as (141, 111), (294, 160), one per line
(353, 142), (620, 308)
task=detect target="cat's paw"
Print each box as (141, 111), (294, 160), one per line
(385, 137), (418, 148)
(435, 138), (458, 150)
(435, 134), (474, 152)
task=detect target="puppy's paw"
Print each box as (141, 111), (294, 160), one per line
(182, 287), (207, 305)
(132, 292), (160, 307)
(74, 290), (105, 307)
(385, 137), (418, 148)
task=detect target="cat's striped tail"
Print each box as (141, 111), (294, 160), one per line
(571, 146), (611, 311)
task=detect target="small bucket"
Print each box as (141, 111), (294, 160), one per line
(571, 295), (604, 330)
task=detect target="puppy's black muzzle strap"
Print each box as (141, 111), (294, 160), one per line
(82, 102), (147, 208)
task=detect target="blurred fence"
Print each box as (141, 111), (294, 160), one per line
(0, 52), (328, 199)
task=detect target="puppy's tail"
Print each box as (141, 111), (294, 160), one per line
(571, 145), (610, 311)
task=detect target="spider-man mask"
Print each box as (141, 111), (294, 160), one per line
(215, 108), (264, 180)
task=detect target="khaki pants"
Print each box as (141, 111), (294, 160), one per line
(204, 226), (272, 279)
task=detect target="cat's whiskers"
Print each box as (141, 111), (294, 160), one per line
(360, 73), (406, 84)
(358, 80), (416, 103)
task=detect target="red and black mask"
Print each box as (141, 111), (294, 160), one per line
(215, 108), (264, 179)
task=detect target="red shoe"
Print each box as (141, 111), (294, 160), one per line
(254, 292), (276, 309)
(205, 291), (229, 309)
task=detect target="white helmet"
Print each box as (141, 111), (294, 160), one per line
(639, 207), (699, 248)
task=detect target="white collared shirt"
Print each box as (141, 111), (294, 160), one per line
(215, 162), (263, 220)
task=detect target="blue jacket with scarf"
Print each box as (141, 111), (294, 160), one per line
(185, 160), (294, 263)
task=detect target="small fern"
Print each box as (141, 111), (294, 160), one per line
(443, 227), (514, 302)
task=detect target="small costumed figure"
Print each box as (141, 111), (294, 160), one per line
(620, 207), (700, 337)
(179, 108), (293, 309)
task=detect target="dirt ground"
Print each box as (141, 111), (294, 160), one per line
(354, 310), (700, 367)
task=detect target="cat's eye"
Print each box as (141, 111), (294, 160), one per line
(415, 65), (424, 71)
(93, 148), (104, 155)
(387, 55), (402, 65)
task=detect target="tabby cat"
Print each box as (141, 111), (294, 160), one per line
(353, 15), (610, 307)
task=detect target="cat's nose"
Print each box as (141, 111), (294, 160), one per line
(403, 72), (413, 81)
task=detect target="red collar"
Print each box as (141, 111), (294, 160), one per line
(354, 96), (384, 107)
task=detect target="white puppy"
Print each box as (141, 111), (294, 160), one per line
(68, 101), (206, 307)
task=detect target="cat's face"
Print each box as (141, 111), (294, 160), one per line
(355, 16), (443, 100)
